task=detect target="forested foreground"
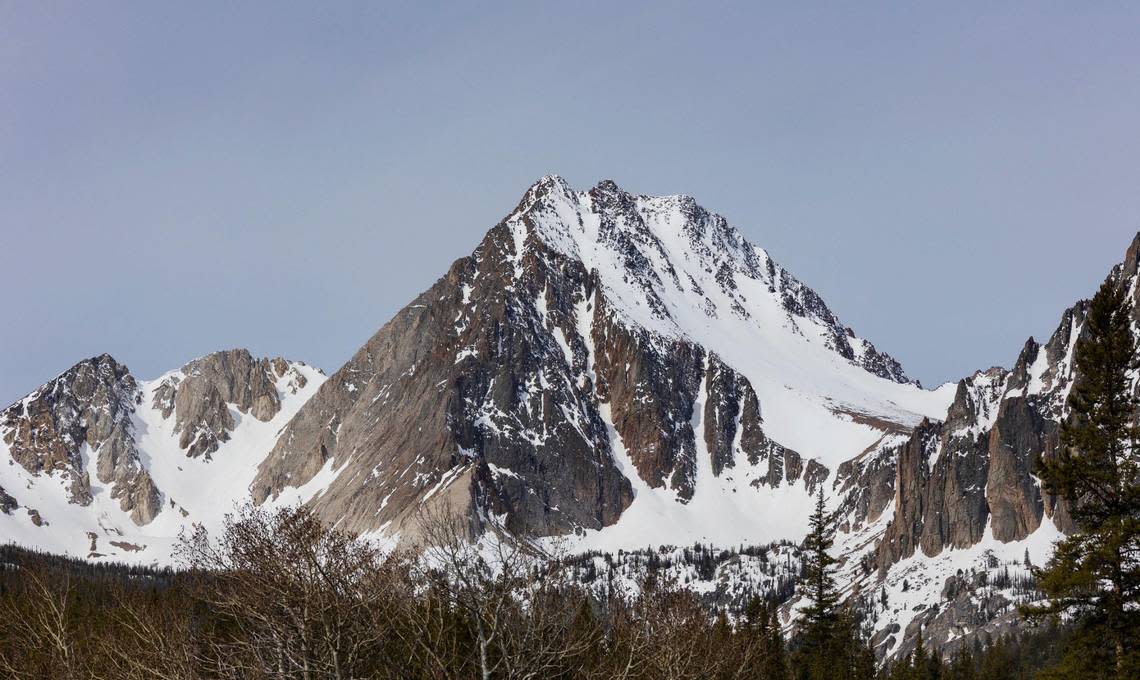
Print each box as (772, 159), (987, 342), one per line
(0, 503), (1100, 680)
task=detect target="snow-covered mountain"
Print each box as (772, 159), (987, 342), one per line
(2, 176), (1136, 660)
(250, 176), (953, 548)
(0, 350), (326, 560)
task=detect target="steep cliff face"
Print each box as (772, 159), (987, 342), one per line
(871, 272), (1112, 573)
(1, 178), (944, 556)
(252, 176), (947, 544)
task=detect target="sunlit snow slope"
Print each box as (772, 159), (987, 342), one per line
(511, 177), (956, 550)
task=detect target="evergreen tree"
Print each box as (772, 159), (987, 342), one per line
(801, 486), (840, 654)
(912, 630), (927, 674)
(833, 605), (876, 680)
(762, 603), (792, 680)
(794, 487), (876, 679)
(744, 594), (767, 629)
(926, 649), (943, 680)
(1026, 279), (1140, 678)
(946, 645), (978, 680)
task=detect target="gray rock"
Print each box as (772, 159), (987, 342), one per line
(0, 354), (160, 524)
(155, 349), (298, 458)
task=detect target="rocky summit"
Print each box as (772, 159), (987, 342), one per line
(2, 176), (1138, 660)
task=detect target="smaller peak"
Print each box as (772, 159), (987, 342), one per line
(269, 356), (315, 374)
(968, 366), (1008, 382)
(1122, 230), (1140, 277)
(1011, 336), (1041, 377)
(592, 178), (623, 193)
(181, 347), (254, 369)
(83, 353), (132, 381)
(181, 348), (312, 375)
(79, 353), (129, 376)
(513, 175), (576, 216)
(3, 353), (133, 411)
(526, 174), (572, 194)
(588, 179), (637, 208)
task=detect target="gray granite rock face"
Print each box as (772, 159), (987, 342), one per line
(834, 441), (899, 533)
(873, 380), (1060, 572)
(878, 569), (1026, 662)
(0, 349), (314, 529)
(702, 354), (747, 477)
(153, 349), (302, 459)
(0, 354), (160, 524)
(252, 219), (637, 537)
(851, 234), (1140, 661)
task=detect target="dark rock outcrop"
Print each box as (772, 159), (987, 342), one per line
(0, 486), (16, 515)
(252, 214), (637, 537)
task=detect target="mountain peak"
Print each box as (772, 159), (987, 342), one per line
(504, 177), (916, 388)
(1121, 230), (1140, 279)
(591, 178), (624, 194)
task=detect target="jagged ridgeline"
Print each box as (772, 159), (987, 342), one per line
(3, 176), (1139, 660)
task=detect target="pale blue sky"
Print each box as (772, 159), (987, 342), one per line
(2, 2), (1139, 404)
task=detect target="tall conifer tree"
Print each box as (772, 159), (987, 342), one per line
(802, 487), (839, 649)
(1028, 278), (1140, 678)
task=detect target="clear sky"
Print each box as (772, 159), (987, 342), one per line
(2, 2), (1139, 404)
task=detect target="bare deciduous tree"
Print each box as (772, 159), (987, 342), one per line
(406, 501), (601, 680)
(0, 567), (79, 680)
(176, 503), (408, 680)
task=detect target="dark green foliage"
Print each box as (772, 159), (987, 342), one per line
(0, 509), (804, 680)
(561, 539), (802, 608)
(791, 488), (876, 680)
(1026, 278), (1140, 678)
(800, 488), (840, 653)
(881, 624), (1071, 680)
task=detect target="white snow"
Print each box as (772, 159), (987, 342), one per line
(0, 361), (326, 564)
(508, 179), (957, 552)
(0, 177), (1079, 659)
(864, 514), (1065, 651)
(512, 180), (956, 470)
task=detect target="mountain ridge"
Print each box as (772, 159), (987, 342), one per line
(3, 176), (1138, 660)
